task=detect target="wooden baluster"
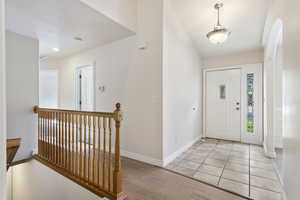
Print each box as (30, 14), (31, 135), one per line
(113, 103), (123, 195)
(44, 112), (46, 158)
(88, 115), (91, 183)
(92, 115), (96, 185)
(72, 113), (75, 175)
(97, 116), (101, 187)
(59, 112), (63, 166)
(42, 113), (45, 158)
(60, 112), (63, 166)
(45, 112), (47, 159)
(60, 112), (63, 167)
(64, 113), (68, 169)
(49, 112), (52, 161)
(75, 114), (78, 176)
(37, 112), (39, 156)
(83, 115), (87, 181)
(51, 112), (54, 161)
(57, 112), (60, 165)
(44, 112), (47, 159)
(40, 112), (42, 157)
(65, 113), (68, 169)
(108, 117), (112, 191)
(50, 112), (52, 161)
(47, 112), (50, 161)
(79, 114), (83, 179)
(68, 113), (71, 171)
(42, 112), (45, 158)
(102, 117), (107, 188)
(41, 112), (44, 158)
(55, 112), (58, 165)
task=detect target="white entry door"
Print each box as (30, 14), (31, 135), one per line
(75, 65), (95, 111)
(206, 69), (241, 141)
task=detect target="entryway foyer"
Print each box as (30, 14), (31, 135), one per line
(166, 139), (282, 199)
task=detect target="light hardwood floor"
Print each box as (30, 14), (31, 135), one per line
(121, 158), (248, 200)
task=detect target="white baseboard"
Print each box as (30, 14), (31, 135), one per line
(162, 137), (201, 167)
(264, 144), (277, 158)
(121, 150), (163, 167)
(120, 137), (201, 168)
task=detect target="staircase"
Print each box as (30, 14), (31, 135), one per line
(6, 138), (21, 170)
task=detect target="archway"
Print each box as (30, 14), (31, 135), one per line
(263, 19), (283, 158)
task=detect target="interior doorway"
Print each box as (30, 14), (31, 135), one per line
(203, 64), (263, 145)
(75, 64), (95, 111)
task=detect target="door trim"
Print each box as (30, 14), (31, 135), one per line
(202, 64), (263, 145)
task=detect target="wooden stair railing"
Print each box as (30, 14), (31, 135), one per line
(33, 104), (126, 200)
(7, 138), (21, 170)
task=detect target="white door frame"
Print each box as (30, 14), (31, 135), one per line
(74, 62), (96, 111)
(202, 64), (263, 144)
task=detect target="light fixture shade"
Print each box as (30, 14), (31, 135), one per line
(207, 28), (230, 44)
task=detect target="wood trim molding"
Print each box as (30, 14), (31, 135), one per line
(7, 138), (21, 170)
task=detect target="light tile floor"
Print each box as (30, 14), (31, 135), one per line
(166, 139), (282, 200)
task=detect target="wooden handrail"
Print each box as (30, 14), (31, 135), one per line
(33, 104), (126, 200)
(33, 106), (115, 117)
(7, 138), (21, 170)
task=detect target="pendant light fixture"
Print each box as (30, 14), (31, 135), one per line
(207, 2), (231, 44)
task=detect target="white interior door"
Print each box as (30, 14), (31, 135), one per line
(75, 65), (95, 111)
(206, 69), (241, 141)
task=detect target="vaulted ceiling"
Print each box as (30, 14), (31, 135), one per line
(170, 0), (271, 57)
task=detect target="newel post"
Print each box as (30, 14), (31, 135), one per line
(33, 105), (39, 114)
(113, 103), (124, 197)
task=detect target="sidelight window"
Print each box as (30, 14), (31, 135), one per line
(247, 73), (254, 133)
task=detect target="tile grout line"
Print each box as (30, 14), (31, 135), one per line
(217, 141), (233, 186)
(192, 141), (218, 177)
(248, 144), (251, 198)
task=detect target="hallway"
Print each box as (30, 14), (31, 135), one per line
(166, 139), (282, 200)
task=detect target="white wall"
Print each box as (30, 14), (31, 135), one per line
(6, 169), (12, 200)
(39, 70), (58, 108)
(41, 0), (164, 164)
(162, 0), (202, 165)
(41, 37), (136, 111)
(202, 49), (264, 68)
(282, 1), (300, 199)
(80, 0), (137, 32)
(6, 31), (39, 161)
(11, 160), (105, 200)
(0, 0), (6, 199)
